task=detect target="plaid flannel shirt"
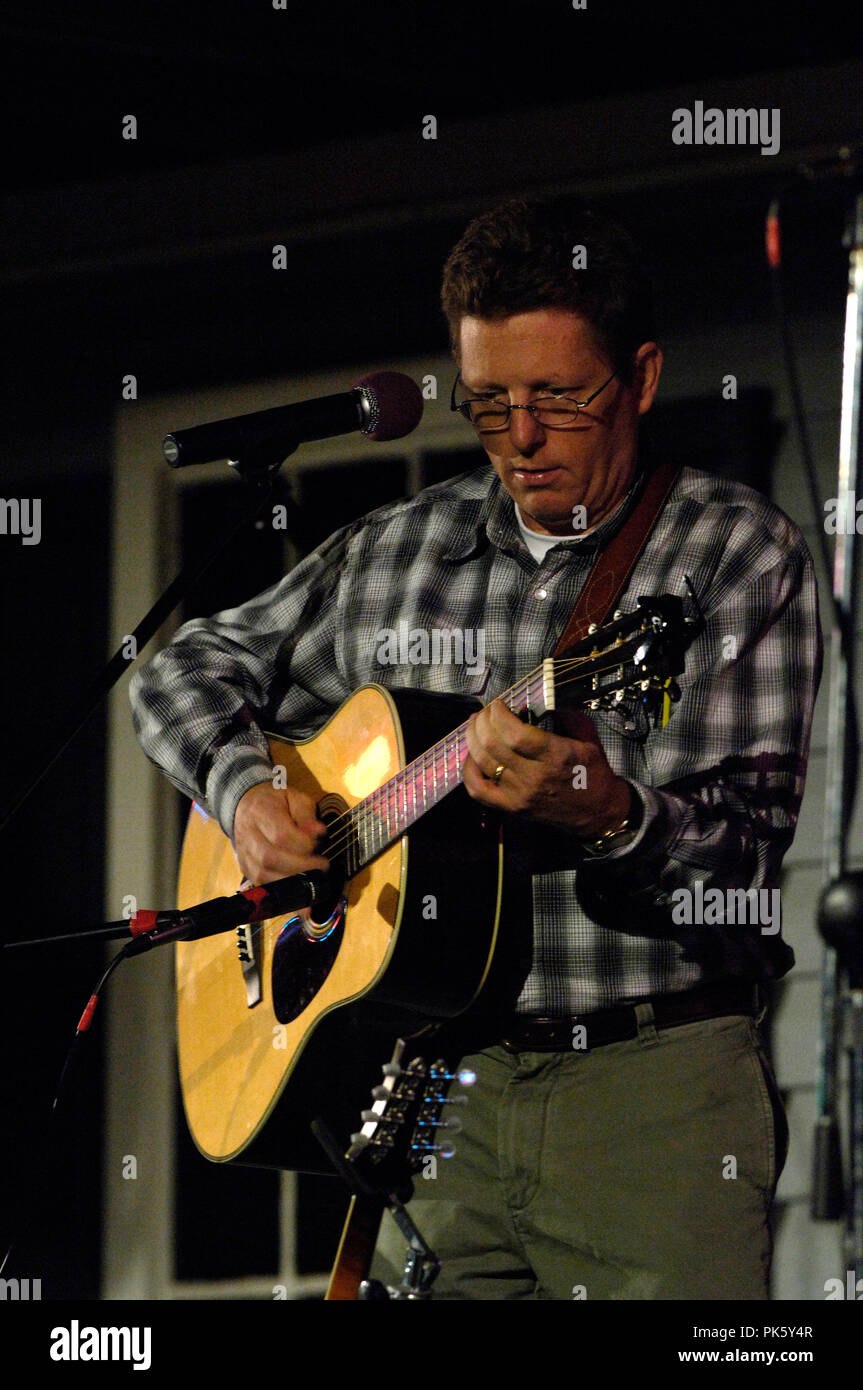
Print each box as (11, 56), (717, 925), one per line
(129, 461), (822, 1013)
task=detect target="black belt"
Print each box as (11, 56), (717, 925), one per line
(500, 980), (759, 1053)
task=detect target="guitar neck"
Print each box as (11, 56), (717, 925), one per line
(333, 595), (690, 877)
(344, 660), (556, 873)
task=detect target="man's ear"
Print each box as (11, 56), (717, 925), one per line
(633, 342), (663, 416)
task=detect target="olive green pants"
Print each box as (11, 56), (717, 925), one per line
(370, 1010), (788, 1300)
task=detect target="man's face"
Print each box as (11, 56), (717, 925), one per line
(457, 308), (662, 537)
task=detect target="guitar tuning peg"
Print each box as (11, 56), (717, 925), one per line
(350, 1132), (369, 1147)
(371, 1085), (390, 1100)
(382, 1062), (402, 1078)
(412, 1137), (456, 1159)
(360, 1110), (380, 1123)
(416, 1113), (463, 1134)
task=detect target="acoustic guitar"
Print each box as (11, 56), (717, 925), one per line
(175, 596), (692, 1173)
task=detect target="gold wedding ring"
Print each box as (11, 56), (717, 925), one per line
(493, 764), (506, 784)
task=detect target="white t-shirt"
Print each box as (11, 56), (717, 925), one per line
(516, 496), (627, 563)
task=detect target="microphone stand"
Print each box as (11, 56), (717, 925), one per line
(1, 868), (328, 954)
(813, 182), (863, 1286)
(0, 434), (304, 842)
(0, 435), (316, 1274)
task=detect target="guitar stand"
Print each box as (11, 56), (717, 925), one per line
(357, 1194), (440, 1301)
(311, 1116), (441, 1300)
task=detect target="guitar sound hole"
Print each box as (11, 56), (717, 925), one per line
(310, 795), (350, 925)
(308, 873), (345, 928)
(271, 795), (351, 1025)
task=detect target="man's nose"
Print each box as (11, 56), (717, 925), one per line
(507, 403), (546, 454)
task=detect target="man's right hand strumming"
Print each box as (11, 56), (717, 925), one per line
(232, 782), (330, 886)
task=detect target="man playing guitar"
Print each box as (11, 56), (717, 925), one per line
(131, 196), (821, 1299)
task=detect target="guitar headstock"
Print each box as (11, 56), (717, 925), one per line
(346, 1040), (475, 1196)
(556, 594), (701, 725)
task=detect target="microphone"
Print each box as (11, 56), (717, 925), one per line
(163, 370), (424, 468)
(125, 870), (330, 954)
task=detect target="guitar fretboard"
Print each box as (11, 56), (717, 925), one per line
(340, 660), (556, 877)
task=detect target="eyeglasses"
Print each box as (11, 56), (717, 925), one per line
(450, 369), (618, 432)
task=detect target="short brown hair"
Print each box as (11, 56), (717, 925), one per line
(441, 196), (655, 385)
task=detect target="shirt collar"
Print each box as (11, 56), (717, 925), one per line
(451, 461), (650, 562)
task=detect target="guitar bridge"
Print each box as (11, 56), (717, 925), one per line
(236, 923), (262, 1009)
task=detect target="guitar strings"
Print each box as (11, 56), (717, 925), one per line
(299, 643), (655, 871)
(320, 646), (651, 868)
(232, 646), (657, 951)
(324, 662), (544, 867)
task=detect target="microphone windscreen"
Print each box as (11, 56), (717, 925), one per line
(354, 370), (424, 441)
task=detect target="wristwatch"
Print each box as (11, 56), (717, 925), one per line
(577, 786), (643, 858)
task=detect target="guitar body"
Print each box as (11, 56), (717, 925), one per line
(176, 684), (530, 1173)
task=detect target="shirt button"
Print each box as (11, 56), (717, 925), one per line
(535, 587), (548, 599)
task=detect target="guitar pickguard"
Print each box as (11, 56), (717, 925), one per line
(271, 895), (348, 1025)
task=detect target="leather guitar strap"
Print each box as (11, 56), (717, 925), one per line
(552, 456), (681, 657)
